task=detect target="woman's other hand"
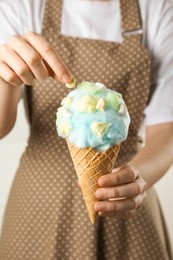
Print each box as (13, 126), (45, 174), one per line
(94, 165), (146, 218)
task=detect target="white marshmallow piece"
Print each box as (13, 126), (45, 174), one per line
(95, 82), (106, 89)
(118, 104), (126, 115)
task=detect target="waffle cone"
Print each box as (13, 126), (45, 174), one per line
(67, 141), (121, 224)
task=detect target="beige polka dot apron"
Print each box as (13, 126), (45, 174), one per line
(0, 0), (172, 259)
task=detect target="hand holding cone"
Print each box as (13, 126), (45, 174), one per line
(67, 141), (121, 224)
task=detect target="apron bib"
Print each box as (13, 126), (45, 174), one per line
(0, 0), (172, 259)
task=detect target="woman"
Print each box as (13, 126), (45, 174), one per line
(0, 0), (173, 259)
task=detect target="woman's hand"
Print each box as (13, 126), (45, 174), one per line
(0, 32), (73, 139)
(0, 32), (72, 87)
(94, 164), (146, 218)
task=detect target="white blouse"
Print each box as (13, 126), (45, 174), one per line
(0, 0), (173, 126)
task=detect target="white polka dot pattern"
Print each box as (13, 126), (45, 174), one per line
(0, 0), (172, 259)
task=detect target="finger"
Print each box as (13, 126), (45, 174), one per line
(98, 165), (139, 187)
(95, 177), (146, 200)
(0, 45), (35, 85)
(0, 61), (23, 87)
(98, 211), (126, 218)
(94, 192), (146, 213)
(98, 211), (131, 218)
(98, 209), (138, 219)
(24, 32), (73, 83)
(7, 36), (48, 81)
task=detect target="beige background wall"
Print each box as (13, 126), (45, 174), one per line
(0, 100), (173, 252)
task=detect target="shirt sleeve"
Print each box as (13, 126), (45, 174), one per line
(0, 0), (23, 44)
(144, 0), (173, 125)
(0, 0), (27, 111)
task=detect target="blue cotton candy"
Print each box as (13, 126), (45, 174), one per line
(56, 82), (130, 152)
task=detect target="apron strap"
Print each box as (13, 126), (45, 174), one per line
(42, 0), (143, 41)
(120, 0), (142, 36)
(42, 0), (62, 37)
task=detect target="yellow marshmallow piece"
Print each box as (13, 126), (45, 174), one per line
(61, 96), (73, 107)
(96, 98), (106, 112)
(66, 78), (76, 89)
(75, 95), (98, 113)
(90, 122), (112, 138)
(59, 123), (72, 138)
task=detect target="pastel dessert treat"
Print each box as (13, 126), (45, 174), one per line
(56, 81), (130, 223)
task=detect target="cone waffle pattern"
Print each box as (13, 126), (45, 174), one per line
(67, 141), (121, 224)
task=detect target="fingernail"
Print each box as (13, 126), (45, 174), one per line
(98, 177), (102, 187)
(95, 189), (102, 199)
(94, 203), (100, 212)
(62, 73), (72, 83)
